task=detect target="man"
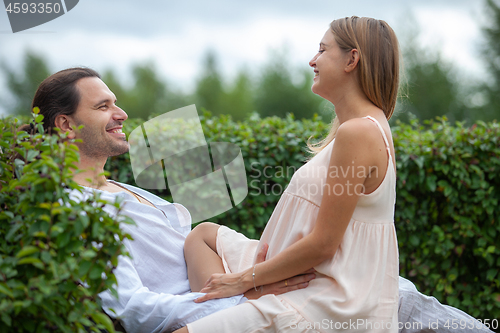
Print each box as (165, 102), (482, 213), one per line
(30, 68), (491, 333)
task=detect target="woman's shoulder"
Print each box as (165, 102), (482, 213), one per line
(336, 116), (387, 144)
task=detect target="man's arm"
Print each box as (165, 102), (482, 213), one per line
(68, 188), (240, 332)
(99, 254), (243, 333)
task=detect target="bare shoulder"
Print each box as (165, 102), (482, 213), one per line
(335, 117), (385, 148)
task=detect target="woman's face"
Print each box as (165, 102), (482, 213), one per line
(309, 29), (349, 101)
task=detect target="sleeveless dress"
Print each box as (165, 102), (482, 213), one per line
(187, 116), (399, 333)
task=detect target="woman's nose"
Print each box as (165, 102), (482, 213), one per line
(309, 54), (318, 67)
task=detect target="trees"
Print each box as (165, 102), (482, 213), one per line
(193, 50), (323, 121)
(223, 68), (255, 121)
(254, 49), (322, 120)
(481, 0), (500, 121)
(102, 62), (192, 120)
(394, 19), (468, 123)
(394, 0), (500, 124)
(3, 9), (500, 124)
(194, 51), (226, 117)
(0, 55), (190, 121)
(193, 53), (255, 121)
(0, 51), (50, 116)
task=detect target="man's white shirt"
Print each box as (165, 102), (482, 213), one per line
(70, 181), (244, 333)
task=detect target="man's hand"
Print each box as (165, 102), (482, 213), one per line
(244, 243), (316, 300)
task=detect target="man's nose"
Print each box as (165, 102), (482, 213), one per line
(113, 106), (128, 121)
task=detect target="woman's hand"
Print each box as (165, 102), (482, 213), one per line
(194, 269), (316, 303)
(194, 243), (316, 303)
(194, 243), (271, 303)
(194, 271), (251, 303)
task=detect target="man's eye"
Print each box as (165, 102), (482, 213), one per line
(99, 105), (108, 110)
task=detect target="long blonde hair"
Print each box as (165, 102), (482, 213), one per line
(308, 16), (400, 155)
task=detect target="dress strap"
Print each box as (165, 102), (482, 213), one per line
(364, 116), (391, 153)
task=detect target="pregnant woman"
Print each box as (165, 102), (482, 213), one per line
(177, 16), (400, 332)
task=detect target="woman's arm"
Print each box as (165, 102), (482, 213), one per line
(195, 118), (387, 302)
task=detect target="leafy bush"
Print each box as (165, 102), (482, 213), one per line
(0, 112), (133, 332)
(3, 112), (499, 326)
(105, 112), (500, 321)
(393, 119), (500, 320)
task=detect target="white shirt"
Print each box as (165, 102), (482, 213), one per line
(71, 181), (243, 333)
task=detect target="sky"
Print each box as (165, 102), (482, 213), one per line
(0, 0), (490, 115)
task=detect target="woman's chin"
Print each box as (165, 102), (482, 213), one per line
(311, 83), (321, 96)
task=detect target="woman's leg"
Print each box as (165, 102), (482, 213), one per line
(184, 222), (225, 292)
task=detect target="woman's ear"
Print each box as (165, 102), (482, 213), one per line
(345, 49), (360, 73)
(54, 114), (77, 139)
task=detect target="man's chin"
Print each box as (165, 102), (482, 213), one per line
(110, 142), (130, 157)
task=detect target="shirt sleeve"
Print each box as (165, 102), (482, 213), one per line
(99, 254), (243, 333)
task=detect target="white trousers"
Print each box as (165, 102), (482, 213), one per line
(398, 277), (493, 333)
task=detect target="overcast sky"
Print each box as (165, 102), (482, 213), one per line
(0, 0), (489, 115)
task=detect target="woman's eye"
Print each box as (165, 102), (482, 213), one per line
(318, 50), (325, 53)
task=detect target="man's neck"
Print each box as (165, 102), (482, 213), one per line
(73, 155), (108, 188)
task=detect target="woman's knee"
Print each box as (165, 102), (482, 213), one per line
(185, 222), (220, 252)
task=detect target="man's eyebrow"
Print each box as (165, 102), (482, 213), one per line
(93, 98), (114, 108)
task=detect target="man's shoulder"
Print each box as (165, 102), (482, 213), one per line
(108, 180), (193, 230)
(67, 186), (92, 202)
(108, 180), (171, 205)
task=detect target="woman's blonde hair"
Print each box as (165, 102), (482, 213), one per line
(308, 16), (400, 155)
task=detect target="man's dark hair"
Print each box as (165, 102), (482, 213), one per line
(20, 67), (101, 133)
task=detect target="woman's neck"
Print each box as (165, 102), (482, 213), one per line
(330, 81), (384, 124)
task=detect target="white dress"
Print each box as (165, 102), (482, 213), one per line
(187, 116), (399, 333)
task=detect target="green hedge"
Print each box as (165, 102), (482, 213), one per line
(3, 113), (500, 324)
(393, 119), (500, 320)
(0, 114), (133, 332)
(106, 113), (500, 321)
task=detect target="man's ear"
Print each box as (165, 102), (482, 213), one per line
(54, 114), (77, 139)
(345, 49), (360, 73)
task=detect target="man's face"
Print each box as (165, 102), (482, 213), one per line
(71, 77), (129, 160)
